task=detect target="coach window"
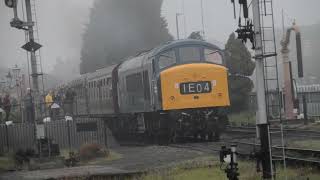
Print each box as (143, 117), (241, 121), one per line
(126, 73), (143, 93)
(205, 48), (223, 64)
(158, 50), (176, 70)
(179, 47), (201, 63)
(310, 92), (320, 103)
(107, 77), (112, 86)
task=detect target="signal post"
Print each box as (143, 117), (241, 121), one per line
(252, 0), (273, 179)
(230, 0), (274, 179)
(5, 0), (42, 121)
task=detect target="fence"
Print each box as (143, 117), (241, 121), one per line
(0, 123), (35, 151)
(297, 84), (320, 119)
(0, 117), (110, 153)
(248, 84), (320, 120)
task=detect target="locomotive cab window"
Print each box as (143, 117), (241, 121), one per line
(158, 50), (176, 70)
(205, 49), (223, 64)
(179, 47), (201, 63)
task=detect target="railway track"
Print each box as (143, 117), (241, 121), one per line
(169, 139), (320, 167)
(227, 126), (320, 138)
(235, 141), (320, 167)
(221, 126), (320, 166)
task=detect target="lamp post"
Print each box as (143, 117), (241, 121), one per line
(65, 115), (73, 152)
(5, 121), (13, 152)
(0, 78), (6, 93)
(5, 70), (13, 89)
(176, 13), (183, 40)
(200, 0), (206, 39)
(12, 65), (20, 81)
(43, 117), (51, 157)
(12, 65), (23, 123)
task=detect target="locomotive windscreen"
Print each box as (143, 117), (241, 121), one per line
(179, 47), (201, 63)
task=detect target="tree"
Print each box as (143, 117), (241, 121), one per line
(225, 33), (255, 112)
(188, 31), (204, 41)
(80, 0), (173, 74)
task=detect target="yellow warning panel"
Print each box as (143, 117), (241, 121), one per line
(160, 63), (230, 110)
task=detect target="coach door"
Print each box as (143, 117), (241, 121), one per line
(125, 72), (145, 112)
(142, 70), (151, 111)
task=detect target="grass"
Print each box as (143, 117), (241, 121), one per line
(144, 167), (226, 180)
(290, 140), (320, 150)
(0, 156), (14, 172)
(298, 122), (320, 131)
(228, 111), (256, 126)
(86, 150), (123, 165)
(0, 149), (122, 173)
(143, 157), (320, 180)
(61, 148), (122, 166)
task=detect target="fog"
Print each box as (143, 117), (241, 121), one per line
(80, 0), (173, 74)
(0, 0), (320, 76)
(0, 0), (94, 73)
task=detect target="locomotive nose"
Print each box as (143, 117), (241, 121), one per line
(160, 63), (230, 110)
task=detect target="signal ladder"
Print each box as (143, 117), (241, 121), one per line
(258, 0), (287, 178)
(30, 0), (45, 94)
(21, 0), (46, 118)
(21, 0), (45, 94)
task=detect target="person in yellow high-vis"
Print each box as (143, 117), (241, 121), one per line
(45, 91), (54, 117)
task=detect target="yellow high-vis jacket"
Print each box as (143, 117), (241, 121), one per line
(45, 94), (53, 108)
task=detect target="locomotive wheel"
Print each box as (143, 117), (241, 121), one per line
(193, 133), (198, 139)
(170, 131), (177, 143)
(200, 133), (207, 141)
(155, 131), (170, 145)
(193, 133), (199, 142)
(214, 131), (220, 141)
(208, 132), (214, 142)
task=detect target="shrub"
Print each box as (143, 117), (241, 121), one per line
(79, 143), (105, 161)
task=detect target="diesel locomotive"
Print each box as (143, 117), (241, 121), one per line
(64, 39), (230, 142)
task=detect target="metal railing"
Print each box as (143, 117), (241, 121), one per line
(0, 117), (108, 153)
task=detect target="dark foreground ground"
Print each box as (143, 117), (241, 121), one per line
(0, 145), (207, 180)
(1, 128), (320, 180)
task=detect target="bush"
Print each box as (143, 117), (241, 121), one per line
(79, 143), (105, 161)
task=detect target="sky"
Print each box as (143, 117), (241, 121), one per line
(0, 0), (320, 73)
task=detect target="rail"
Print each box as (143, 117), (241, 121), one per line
(227, 126), (320, 138)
